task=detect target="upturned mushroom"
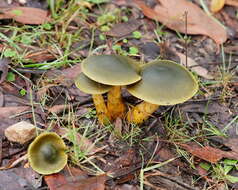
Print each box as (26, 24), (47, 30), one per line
(126, 60), (198, 124)
(75, 72), (112, 125)
(28, 132), (68, 175)
(81, 55), (141, 121)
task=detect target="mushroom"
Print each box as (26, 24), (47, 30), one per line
(81, 54), (141, 121)
(126, 60), (198, 124)
(28, 132), (68, 175)
(75, 72), (112, 125)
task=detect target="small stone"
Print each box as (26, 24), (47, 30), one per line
(4, 121), (37, 144)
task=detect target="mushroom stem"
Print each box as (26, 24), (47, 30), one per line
(127, 101), (159, 124)
(92, 94), (111, 125)
(107, 86), (126, 120)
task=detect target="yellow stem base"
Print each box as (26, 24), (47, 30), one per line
(107, 86), (126, 120)
(92, 94), (111, 125)
(127, 101), (159, 124)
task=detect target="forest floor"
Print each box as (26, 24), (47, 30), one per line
(0, 0), (237, 190)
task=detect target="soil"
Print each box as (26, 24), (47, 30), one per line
(0, 0), (237, 190)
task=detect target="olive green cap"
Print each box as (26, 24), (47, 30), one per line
(82, 55), (141, 85)
(28, 132), (68, 175)
(75, 72), (112, 94)
(127, 60), (198, 105)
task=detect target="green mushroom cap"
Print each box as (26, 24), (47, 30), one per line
(75, 72), (112, 94)
(28, 132), (67, 175)
(82, 55), (141, 86)
(127, 60), (198, 105)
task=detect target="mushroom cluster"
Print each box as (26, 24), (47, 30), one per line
(127, 60), (198, 124)
(75, 55), (198, 125)
(75, 55), (141, 125)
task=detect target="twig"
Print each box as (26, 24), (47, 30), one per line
(145, 170), (198, 190)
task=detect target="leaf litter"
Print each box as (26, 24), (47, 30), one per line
(45, 167), (106, 190)
(132, 0), (227, 46)
(105, 19), (142, 37)
(176, 52), (214, 79)
(0, 0), (237, 189)
(0, 6), (50, 24)
(0, 58), (9, 84)
(180, 143), (238, 163)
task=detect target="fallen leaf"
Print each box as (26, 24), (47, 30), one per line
(0, 7), (50, 24)
(0, 82), (21, 96)
(114, 184), (140, 190)
(133, 0), (227, 46)
(0, 90), (4, 107)
(196, 165), (213, 182)
(224, 45), (238, 54)
(155, 147), (184, 167)
(24, 49), (56, 62)
(58, 175), (106, 190)
(180, 143), (238, 163)
(0, 106), (30, 119)
(115, 148), (136, 167)
(220, 10), (238, 37)
(212, 137), (238, 154)
(226, 0), (238, 7)
(48, 105), (70, 114)
(0, 170), (26, 190)
(105, 19), (142, 37)
(0, 137), (2, 165)
(0, 58), (9, 84)
(44, 63), (81, 86)
(176, 52), (214, 79)
(12, 167), (42, 189)
(104, 148), (136, 172)
(45, 168), (106, 190)
(44, 167), (88, 190)
(210, 0), (225, 13)
(0, 154), (27, 170)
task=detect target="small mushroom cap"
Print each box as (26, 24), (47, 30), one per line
(28, 132), (67, 175)
(127, 60), (198, 105)
(75, 72), (112, 94)
(82, 55), (141, 85)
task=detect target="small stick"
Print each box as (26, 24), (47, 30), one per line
(185, 11), (188, 68)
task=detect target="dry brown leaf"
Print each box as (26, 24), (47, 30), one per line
(0, 7), (50, 24)
(0, 58), (9, 84)
(45, 169), (106, 190)
(105, 19), (142, 37)
(181, 143), (238, 163)
(0, 106), (30, 118)
(48, 105), (70, 114)
(133, 0), (227, 46)
(181, 144), (224, 163)
(176, 52), (214, 79)
(44, 63), (81, 86)
(0, 154), (27, 170)
(226, 0), (238, 7)
(59, 175), (106, 190)
(24, 49), (56, 62)
(196, 165), (213, 182)
(0, 170), (26, 190)
(115, 184), (140, 190)
(210, 0), (225, 12)
(44, 167), (88, 190)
